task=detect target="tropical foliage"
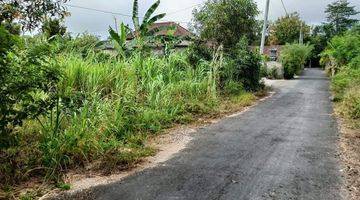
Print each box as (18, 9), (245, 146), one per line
(0, 0), (68, 31)
(192, 0), (259, 49)
(280, 43), (313, 79)
(269, 12), (310, 45)
(0, 0), (266, 197)
(108, 22), (130, 58)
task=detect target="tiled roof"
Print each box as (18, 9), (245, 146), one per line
(127, 22), (193, 39)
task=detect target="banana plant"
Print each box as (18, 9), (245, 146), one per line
(108, 22), (130, 58)
(132, 0), (166, 39)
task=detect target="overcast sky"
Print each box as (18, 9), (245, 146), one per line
(65, 0), (360, 39)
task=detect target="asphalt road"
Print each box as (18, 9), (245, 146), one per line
(84, 69), (344, 200)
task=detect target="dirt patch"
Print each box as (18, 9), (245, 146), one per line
(338, 119), (360, 200)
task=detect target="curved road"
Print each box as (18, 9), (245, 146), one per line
(83, 69), (344, 199)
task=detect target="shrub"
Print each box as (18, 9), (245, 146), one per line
(341, 86), (360, 120)
(0, 28), (62, 148)
(224, 80), (244, 95)
(260, 64), (268, 78)
(222, 37), (262, 91)
(331, 67), (360, 100)
(187, 39), (213, 66)
(280, 43), (313, 79)
(321, 27), (360, 74)
(268, 67), (282, 79)
(348, 55), (360, 69)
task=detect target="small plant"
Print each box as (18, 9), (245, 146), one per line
(108, 22), (130, 58)
(56, 183), (71, 191)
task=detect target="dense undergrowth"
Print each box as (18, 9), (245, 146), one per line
(322, 24), (360, 200)
(0, 31), (264, 198)
(322, 25), (360, 125)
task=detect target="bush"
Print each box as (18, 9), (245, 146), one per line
(268, 67), (282, 79)
(0, 27), (61, 148)
(321, 27), (360, 74)
(331, 67), (360, 100)
(187, 39), (213, 66)
(260, 64), (268, 78)
(348, 55), (360, 69)
(341, 86), (360, 120)
(281, 43), (313, 79)
(224, 80), (244, 95)
(222, 38), (262, 91)
(325, 25), (360, 125)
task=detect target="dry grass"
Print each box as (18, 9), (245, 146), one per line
(336, 104), (360, 200)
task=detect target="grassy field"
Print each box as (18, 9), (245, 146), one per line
(0, 37), (266, 198)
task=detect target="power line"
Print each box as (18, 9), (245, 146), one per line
(65, 3), (201, 19)
(65, 4), (133, 17)
(280, 0), (288, 15)
(65, 4), (192, 24)
(166, 3), (202, 16)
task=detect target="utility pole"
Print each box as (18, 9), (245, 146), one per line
(299, 23), (304, 44)
(260, 0), (270, 55)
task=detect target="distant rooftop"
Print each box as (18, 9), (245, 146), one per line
(127, 22), (193, 39)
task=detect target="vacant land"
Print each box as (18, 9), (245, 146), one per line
(54, 69), (345, 200)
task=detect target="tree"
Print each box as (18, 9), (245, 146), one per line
(192, 0), (259, 49)
(269, 12), (310, 45)
(325, 0), (359, 35)
(41, 18), (67, 39)
(0, 0), (68, 31)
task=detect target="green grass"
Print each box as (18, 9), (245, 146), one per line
(0, 46), (264, 198)
(331, 67), (360, 128)
(0, 50), (224, 189)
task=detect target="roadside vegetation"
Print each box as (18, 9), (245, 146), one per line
(318, 1), (359, 199)
(281, 44), (313, 79)
(0, 0), (266, 198)
(322, 25), (360, 200)
(1, 0), (358, 198)
(322, 25), (360, 125)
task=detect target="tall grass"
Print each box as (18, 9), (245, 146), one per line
(0, 49), (223, 188)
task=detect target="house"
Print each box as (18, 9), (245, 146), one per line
(127, 21), (193, 40)
(128, 22), (194, 54)
(102, 22), (194, 54)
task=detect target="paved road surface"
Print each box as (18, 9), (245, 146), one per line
(84, 69), (344, 200)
